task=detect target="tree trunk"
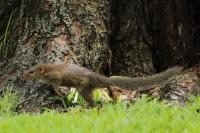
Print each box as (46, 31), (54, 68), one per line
(110, 0), (199, 76)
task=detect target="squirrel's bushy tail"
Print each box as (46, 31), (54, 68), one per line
(108, 66), (183, 91)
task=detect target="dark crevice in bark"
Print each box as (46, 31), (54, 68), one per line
(110, 0), (154, 77)
(147, 0), (198, 71)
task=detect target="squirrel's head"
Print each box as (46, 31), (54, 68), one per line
(22, 64), (46, 80)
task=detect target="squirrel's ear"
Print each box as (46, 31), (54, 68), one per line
(38, 66), (45, 74)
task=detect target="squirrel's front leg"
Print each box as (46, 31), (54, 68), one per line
(52, 84), (63, 96)
(43, 71), (64, 96)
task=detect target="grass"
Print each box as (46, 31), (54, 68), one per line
(0, 88), (200, 133)
(0, 11), (13, 59)
(0, 85), (18, 117)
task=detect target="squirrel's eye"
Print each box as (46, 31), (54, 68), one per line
(30, 71), (34, 74)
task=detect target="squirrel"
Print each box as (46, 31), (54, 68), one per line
(22, 63), (114, 107)
(22, 63), (183, 106)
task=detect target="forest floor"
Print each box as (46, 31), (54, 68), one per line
(0, 90), (200, 133)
